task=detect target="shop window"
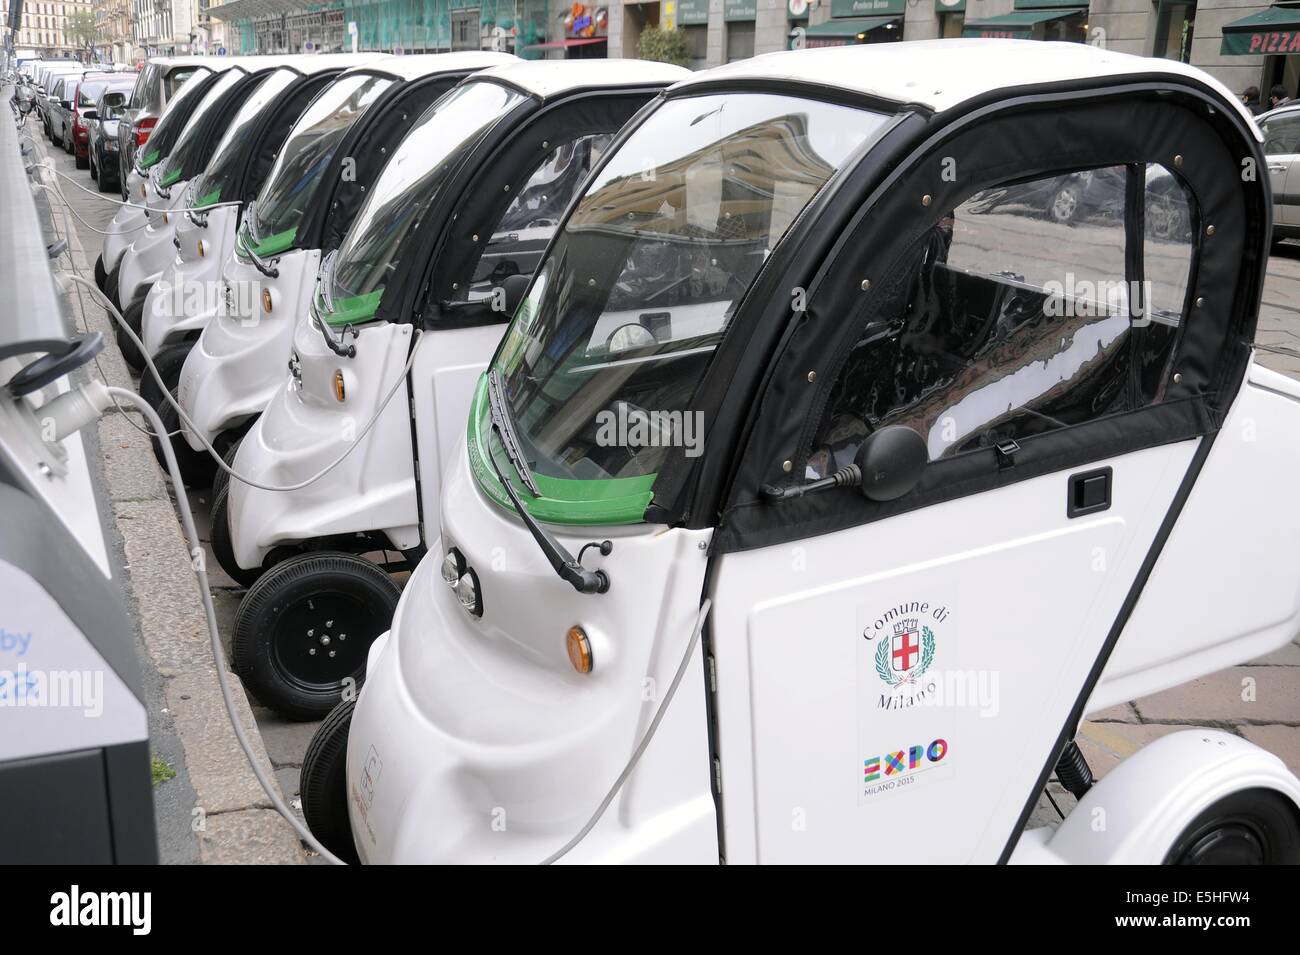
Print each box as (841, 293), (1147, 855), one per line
(684, 23), (708, 68)
(726, 20), (755, 62)
(1042, 11), (1086, 43)
(1153, 0), (1195, 63)
(808, 165), (1195, 476)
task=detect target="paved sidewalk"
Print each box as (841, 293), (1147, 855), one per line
(29, 126), (306, 863)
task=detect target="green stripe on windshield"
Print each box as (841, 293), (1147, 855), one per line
(159, 166), (182, 187)
(467, 376), (655, 526)
(195, 187), (221, 208)
(140, 148), (161, 169)
(238, 225), (297, 259)
(319, 288), (383, 327)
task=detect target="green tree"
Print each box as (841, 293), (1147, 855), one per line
(638, 27), (691, 68)
(66, 9), (100, 55)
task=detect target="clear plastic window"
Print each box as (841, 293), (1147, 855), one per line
(809, 164), (1194, 479)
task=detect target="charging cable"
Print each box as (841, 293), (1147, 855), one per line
(64, 272), (422, 494)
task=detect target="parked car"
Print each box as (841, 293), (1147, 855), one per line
(39, 69), (83, 138)
(117, 57), (214, 189)
(50, 73), (122, 164)
(87, 86), (133, 192)
(1259, 102), (1300, 242)
(68, 75), (134, 170)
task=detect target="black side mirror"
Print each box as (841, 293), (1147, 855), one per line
(500, 274), (531, 318)
(60, 100), (71, 110)
(854, 425), (929, 501)
(83, 110), (98, 122)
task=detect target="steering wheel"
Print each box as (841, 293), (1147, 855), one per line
(4, 333), (105, 397)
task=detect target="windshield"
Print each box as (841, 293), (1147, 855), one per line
(140, 68), (233, 169)
(159, 70), (251, 184)
(494, 93), (888, 486)
(192, 68), (299, 205)
(328, 80), (528, 311)
(251, 73), (395, 250)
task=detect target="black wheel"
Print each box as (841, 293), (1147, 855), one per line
(210, 434), (243, 504)
(139, 341), (192, 417)
(153, 387), (216, 487)
(232, 553), (401, 720)
(301, 699), (361, 864)
(94, 253), (107, 290)
(104, 262), (120, 311)
(210, 482), (263, 589)
(89, 149), (98, 181)
(1166, 789), (1300, 865)
(116, 294), (147, 371)
(74, 147), (87, 170)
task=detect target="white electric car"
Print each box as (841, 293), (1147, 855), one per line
(301, 40), (1300, 864)
(223, 59), (689, 719)
(115, 56), (326, 368)
(170, 51), (517, 488)
(98, 60), (242, 305)
(136, 53), (387, 413)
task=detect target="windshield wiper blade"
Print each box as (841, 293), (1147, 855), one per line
(485, 369), (610, 595)
(486, 368), (540, 496)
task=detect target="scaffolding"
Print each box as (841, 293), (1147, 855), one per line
(217, 0), (550, 58)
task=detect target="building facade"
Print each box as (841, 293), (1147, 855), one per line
(3, 0), (98, 59)
(94, 0), (136, 61)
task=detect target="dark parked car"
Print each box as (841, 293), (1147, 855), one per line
(48, 72), (117, 158)
(72, 76), (135, 171)
(88, 87), (135, 192)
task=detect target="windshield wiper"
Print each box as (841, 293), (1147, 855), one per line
(485, 368), (610, 595)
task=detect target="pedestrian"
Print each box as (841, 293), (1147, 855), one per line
(1270, 85), (1292, 109)
(1243, 86), (1265, 115)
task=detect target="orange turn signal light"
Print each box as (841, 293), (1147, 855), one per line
(566, 626), (593, 675)
(333, 369), (345, 403)
(262, 288), (273, 314)
(196, 239), (205, 258)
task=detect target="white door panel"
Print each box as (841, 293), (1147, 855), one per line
(1091, 374), (1300, 709)
(709, 440), (1197, 863)
(410, 323), (509, 540)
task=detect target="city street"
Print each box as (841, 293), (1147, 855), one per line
(27, 120), (1300, 850)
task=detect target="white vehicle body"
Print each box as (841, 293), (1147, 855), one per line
(179, 52), (516, 452)
(114, 56), (338, 309)
(139, 55), (386, 359)
(227, 58), (689, 575)
(339, 41), (1300, 864)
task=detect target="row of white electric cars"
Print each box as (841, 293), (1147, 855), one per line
(100, 41), (1300, 865)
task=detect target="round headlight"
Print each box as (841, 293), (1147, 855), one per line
(455, 571), (481, 617)
(441, 550), (461, 586)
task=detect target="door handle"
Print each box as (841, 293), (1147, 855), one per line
(1067, 467), (1112, 518)
(1267, 163), (1288, 172)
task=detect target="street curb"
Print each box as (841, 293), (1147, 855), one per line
(46, 139), (305, 865)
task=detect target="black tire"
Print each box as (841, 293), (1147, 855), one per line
(104, 262), (120, 311)
(1047, 182), (1081, 225)
(153, 387), (216, 487)
(75, 148), (87, 170)
(1166, 789), (1300, 865)
(301, 699), (361, 864)
(116, 294), (147, 371)
(232, 553), (401, 721)
(210, 434), (243, 504)
(210, 482), (263, 589)
(94, 253), (107, 290)
(90, 149), (98, 181)
(138, 341), (192, 418)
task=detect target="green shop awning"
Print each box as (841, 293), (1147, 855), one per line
(802, 15), (899, 46)
(1221, 5), (1300, 56)
(962, 8), (1084, 39)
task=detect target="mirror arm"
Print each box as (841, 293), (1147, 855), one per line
(761, 464), (861, 503)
